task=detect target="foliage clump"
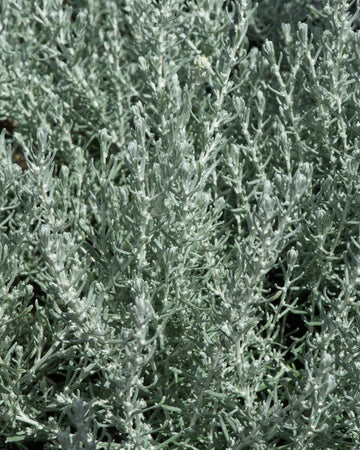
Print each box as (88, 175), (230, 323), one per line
(0, 0), (360, 448)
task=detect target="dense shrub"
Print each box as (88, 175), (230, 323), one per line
(0, 0), (360, 448)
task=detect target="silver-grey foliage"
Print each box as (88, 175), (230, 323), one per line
(0, 0), (360, 448)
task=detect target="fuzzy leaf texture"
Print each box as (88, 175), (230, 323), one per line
(0, 0), (360, 448)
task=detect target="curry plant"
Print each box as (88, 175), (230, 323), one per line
(0, 0), (360, 448)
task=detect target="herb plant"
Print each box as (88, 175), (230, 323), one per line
(0, 0), (360, 448)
